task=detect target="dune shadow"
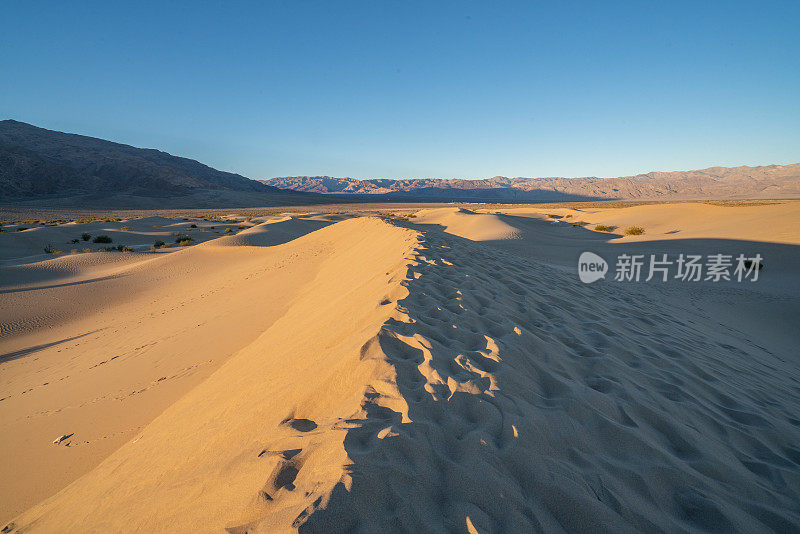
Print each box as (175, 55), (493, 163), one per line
(0, 274), (122, 294)
(481, 212), (800, 287)
(213, 218), (335, 248)
(297, 225), (800, 532)
(0, 331), (98, 364)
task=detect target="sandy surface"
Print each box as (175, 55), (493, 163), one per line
(2, 202), (799, 532)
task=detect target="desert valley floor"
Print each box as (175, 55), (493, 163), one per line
(1, 201), (800, 532)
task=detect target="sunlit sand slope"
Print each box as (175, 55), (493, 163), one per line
(7, 217), (800, 532)
(0, 217), (402, 520)
(4, 218), (419, 532)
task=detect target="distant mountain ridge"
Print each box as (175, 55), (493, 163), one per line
(3, 119), (797, 206)
(264, 164), (800, 201)
(0, 120), (284, 203)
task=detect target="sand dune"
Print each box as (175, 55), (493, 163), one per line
(500, 201), (800, 245)
(2, 205), (800, 532)
(0, 217), (384, 519)
(412, 208), (520, 241)
(208, 217), (335, 248)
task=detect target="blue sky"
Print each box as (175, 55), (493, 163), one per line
(1, 1), (798, 180)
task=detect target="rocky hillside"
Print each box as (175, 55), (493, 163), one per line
(0, 120), (283, 200)
(264, 164), (800, 201)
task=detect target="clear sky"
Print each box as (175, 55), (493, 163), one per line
(1, 1), (798, 180)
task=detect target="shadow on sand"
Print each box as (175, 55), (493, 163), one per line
(0, 331), (98, 364)
(298, 224), (800, 532)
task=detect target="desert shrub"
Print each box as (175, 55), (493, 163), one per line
(572, 221), (587, 227)
(189, 224), (197, 228)
(81, 233), (91, 241)
(624, 226), (645, 236)
(71, 238), (80, 243)
(547, 214), (559, 219)
(121, 226), (132, 231)
(225, 228), (233, 234)
(102, 244), (133, 252)
(178, 239), (193, 247)
(154, 240), (165, 247)
(17, 227), (28, 231)
(209, 226), (215, 229)
(238, 225), (247, 229)
(160, 243), (171, 249)
(83, 248), (92, 253)
(93, 235), (113, 243)
(44, 244), (55, 253)
(71, 249), (79, 254)
(594, 224), (615, 232)
(150, 245), (157, 253)
(173, 234), (193, 243)
(564, 214), (572, 219)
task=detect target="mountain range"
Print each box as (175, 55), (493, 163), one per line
(264, 164), (800, 202)
(0, 120), (310, 208)
(2, 119), (798, 207)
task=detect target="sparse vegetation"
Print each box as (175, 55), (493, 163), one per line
(225, 228), (233, 234)
(547, 214), (559, 218)
(594, 224), (615, 232)
(572, 221), (587, 227)
(17, 227), (28, 231)
(238, 225), (247, 229)
(624, 225), (645, 236)
(189, 224), (197, 228)
(44, 244), (55, 253)
(71, 238), (80, 243)
(100, 244), (133, 252)
(121, 226), (132, 231)
(81, 233), (91, 241)
(178, 239), (193, 246)
(154, 240), (165, 248)
(83, 248), (92, 253)
(564, 214), (572, 219)
(173, 234), (192, 244)
(93, 235), (113, 243)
